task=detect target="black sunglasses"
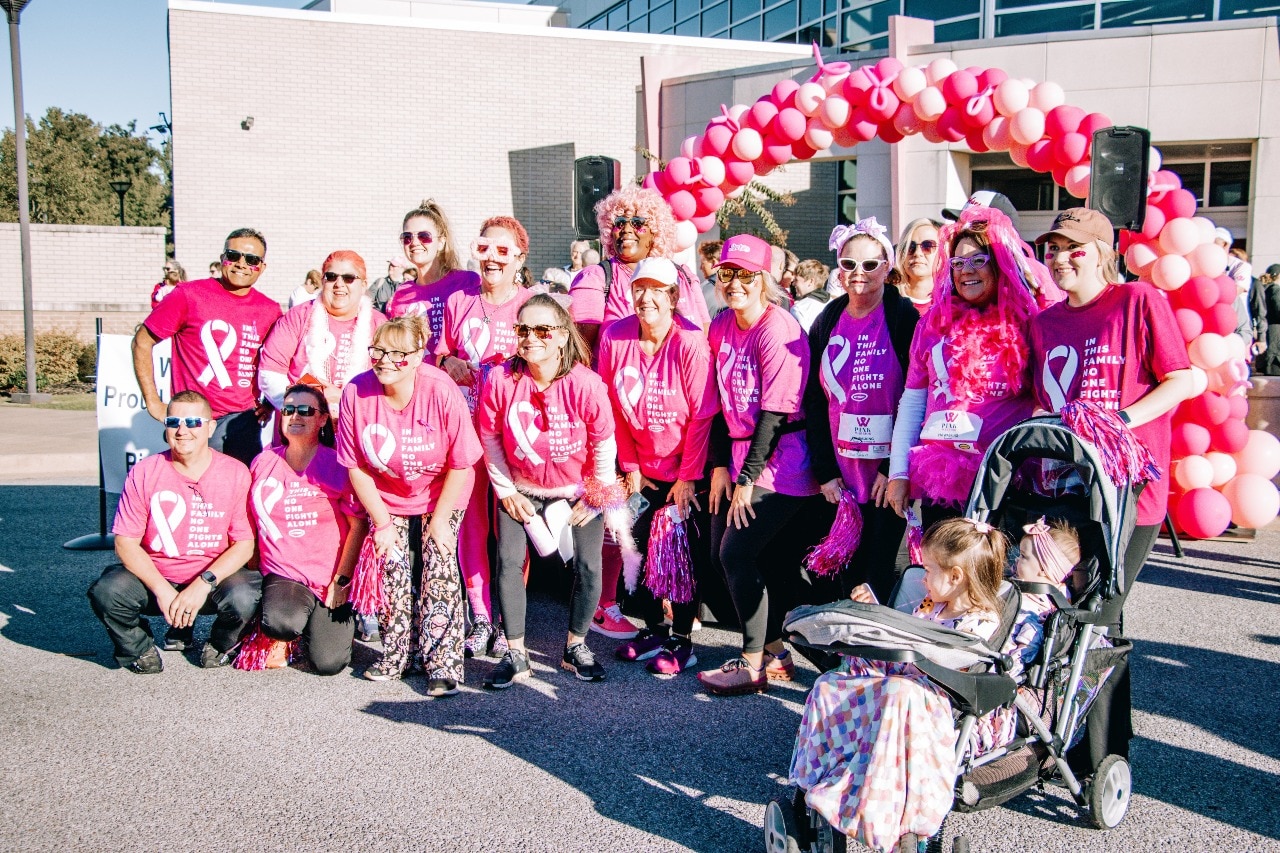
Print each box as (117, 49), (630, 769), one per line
(281, 404), (319, 416)
(908, 240), (938, 255)
(163, 416), (206, 429)
(322, 271), (359, 284)
(611, 217), (648, 232)
(222, 249), (263, 267)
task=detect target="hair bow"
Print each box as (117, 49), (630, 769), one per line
(829, 216), (896, 265)
(964, 518), (993, 534)
(1021, 516), (1074, 584)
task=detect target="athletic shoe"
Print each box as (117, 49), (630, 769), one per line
(590, 603), (639, 639)
(647, 635), (697, 676)
(484, 649), (531, 689)
(426, 678), (459, 698)
(488, 625), (510, 658)
(126, 646), (163, 674)
(464, 618), (493, 659)
(763, 649), (796, 681)
(615, 627), (668, 662)
(355, 613), (380, 642)
(697, 658), (767, 695)
(363, 659), (401, 682)
(200, 644), (234, 669)
(562, 642), (606, 681)
(162, 627), (192, 652)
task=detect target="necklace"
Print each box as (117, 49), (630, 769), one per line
(479, 283), (517, 324)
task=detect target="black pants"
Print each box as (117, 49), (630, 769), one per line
(626, 480), (710, 636)
(840, 498), (908, 604)
(495, 494), (603, 641)
(711, 488), (825, 654)
(210, 409), (263, 467)
(87, 564), (261, 667)
(260, 574), (355, 676)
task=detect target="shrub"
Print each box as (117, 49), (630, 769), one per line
(0, 330), (86, 391)
(77, 341), (96, 383)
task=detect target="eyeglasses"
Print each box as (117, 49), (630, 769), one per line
(949, 254), (991, 273)
(281, 404), (319, 416)
(163, 416), (206, 429)
(223, 249), (263, 267)
(322, 271), (360, 284)
(400, 231), (437, 246)
(611, 217), (649, 233)
(513, 323), (564, 340)
(907, 240), (938, 255)
(368, 346), (420, 364)
(715, 267), (759, 284)
(836, 258), (888, 274)
(471, 239), (521, 262)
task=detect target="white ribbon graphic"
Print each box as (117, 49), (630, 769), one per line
(507, 401), (544, 464)
(253, 477), (285, 542)
(149, 490), (186, 557)
(821, 336), (850, 406)
(461, 317), (491, 365)
(1042, 345), (1079, 413)
(197, 320), (237, 388)
(930, 339), (954, 403)
(614, 366), (644, 429)
(715, 341), (735, 399)
(361, 423), (398, 476)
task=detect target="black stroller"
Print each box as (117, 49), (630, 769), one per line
(765, 417), (1137, 852)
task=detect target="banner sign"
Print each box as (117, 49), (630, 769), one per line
(97, 334), (171, 493)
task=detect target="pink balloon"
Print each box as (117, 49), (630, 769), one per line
(640, 172), (659, 192)
(795, 82), (826, 117)
(1227, 394), (1250, 420)
(680, 136), (699, 160)
(1026, 139), (1055, 173)
(1206, 451), (1237, 488)
(935, 108), (967, 143)
(862, 84), (899, 123)
(1158, 188), (1198, 221)
(764, 139), (794, 166)
(1009, 141), (1032, 168)
(1051, 162), (1070, 189)
(1175, 455), (1214, 491)
(993, 79), (1029, 116)
(691, 213), (717, 234)
(1216, 275), (1238, 305)
(1010, 108), (1046, 145)
(1125, 240), (1159, 275)
(1204, 303), (1240, 337)
(1045, 104), (1086, 137)
(652, 169), (675, 196)
(1078, 112), (1113, 137)
(843, 67), (874, 107)
(698, 156), (726, 187)
(1212, 417), (1251, 454)
(942, 69), (978, 105)
(703, 124), (734, 157)
(879, 123), (905, 145)
(1158, 217), (1200, 256)
(982, 115), (1012, 151)
(666, 156), (696, 187)
(1176, 488), (1232, 539)
(731, 128), (764, 161)
(1065, 165), (1091, 200)
(772, 78), (800, 109)
(1172, 422), (1212, 457)
(1187, 243), (1229, 279)
(893, 102), (925, 136)
(913, 86), (947, 121)
(804, 117), (834, 150)
(978, 68), (1009, 90)
(774, 107), (807, 143)
(921, 121), (945, 145)
(965, 129), (990, 153)
(1189, 332), (1230, 369)
(1151, 254), (1192, 291)
(846, 109), (880, 143)
(790, 138), (818, 160)
(1174, 308), (1204, 342)
(1140, 205), (1166, 241)
(960, 93), (996, 130)
(666, 190), (697, 221)
(748, 100), (779, 133)
(723, 157), (755, 187)
(1053, 132), (1089, 167)
(727, 103), (750, 124)
(1223, 474), (1280, 528)
(820, 95), (852, 130)
(693, 185), (725, 216)
(874, 57), (904, 82)
(1234, 430), (1280, 479)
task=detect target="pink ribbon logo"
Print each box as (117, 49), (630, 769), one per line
(507, 401), (544, 464)
(821, 335), (850, 405)
(1042, 345), (1079, 413)
(361, 424), (398, 476)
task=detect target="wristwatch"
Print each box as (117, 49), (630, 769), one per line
(199, 570), (218, 589)
(335, 575), (351, 588)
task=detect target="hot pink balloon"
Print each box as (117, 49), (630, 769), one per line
(791, 138), (818, 160)
(1174, 308), (1204, 342)
(666, 156), (696, 187)
(978, 68), (1009, 90)
(942, 69), (978, 106)
(1010, 108), (1046, 145)
(774, 107), (807, 143)
(1158, 217), (1200, 256)
(666, 190), (697, 221)
(965, 129), (990, 153)
(1045, 104), (1085, 137)
(1026, 139), (1055, 173)
(873, 57), (904, 84)
(748, 100), (780, 133)
(913, 86), (947, 121)
(1158, 188), (1198, 221)
(703, 124), (734, 157)
(1065, 165), (1091, 200)
(731, 128), (764, 161)
(723, 157), (756, 187)
(846, 111), (880, 143)
(693, 185), (725, 217)
(691, 213), (717, 234)
(1176, 487), (1232, 539)
(1187, 243), (1229, 279)
(641, 172), (659, 192)
(842, 67), (874, 107)
(1151, 254), (1192, 291)
(795, 82), (827, 117)
(1051, 162), (1070, 190)
(994, 79), (1029, 117)
(862, 80), (900, 122)
(1140, 205), (1166, 241)
(1234, 430), (1280, 479)
(961, 92), (996, 130)
(936, 108), (967, 143)
(1053, 132), (1089, 167)
(764, 139), (794, 166)
(1078, 112), (1113, 137)
(1223, 474), (1280, 528)
(772, 78), (800, 109)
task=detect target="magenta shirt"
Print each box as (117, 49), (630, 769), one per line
(112, 450), (253, 585)
(385, 269), (480, 354)
(477, 362), (614, 491)
(336, 364), (483, 516)
(1030, 282), (1190, 525)
(259, 301), (387, 388)
(598, 314), (717, 483)
(569, 259), (712, 333)
(433, 283), (532, 413)
(143, 278), (282, 418)
(710, 304), (820, 497)
(818, 305), (905, 503)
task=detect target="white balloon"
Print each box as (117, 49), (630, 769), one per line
(925, 58), (958, 86)
(1148, 146), (1162, 173)
(1189, 365), (1209, 396)
(674, 220), (697, 252)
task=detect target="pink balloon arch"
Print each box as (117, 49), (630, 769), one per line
(646, 46), (1280, 538)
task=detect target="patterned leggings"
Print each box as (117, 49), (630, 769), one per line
(377, 510), (466, 681)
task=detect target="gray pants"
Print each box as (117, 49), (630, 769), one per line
(260, 574), (354, 676)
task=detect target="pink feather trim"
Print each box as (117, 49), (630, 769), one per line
(349, 536), (387, 616)
(804, 490), (863, 577)
(909, 444), (979, 506)
(645, 505), (696, 603)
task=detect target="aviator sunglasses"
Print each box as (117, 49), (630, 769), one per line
(322, 271), (360, 284)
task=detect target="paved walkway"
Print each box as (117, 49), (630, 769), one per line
(0, 402), (97, 483)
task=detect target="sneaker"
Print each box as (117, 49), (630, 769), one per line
(363, 659), (401, 682)
(615, 627), (668, 662)
(648, 635), (697, 676)
(562, 642), (606, 681)
(464, 618), (493, 659)
(162, 627), (193, 652)
(356, 613), (380, 642)
(488, 625), (510, 658)
(485, 649), (531, 689)
(698, 657), (767, 695)
(126, 646), (163, 674)
(763, 649), (796, 681)
(200, 643), (234, 669)
(264, 640), (291, 669)
(590, 603), (639, 639)
(426, 677), (459, 698)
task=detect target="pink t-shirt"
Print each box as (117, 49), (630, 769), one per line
(569, 259), (712, 333)
(818, 305), (905, 503)
(111, 450), (253, 585)
(259, 300), (387, 389)
(709, 304), (820, 497)
(143, 277), (283, 418)
(1030, 282), (1190, 525)
(336, 364), (483, 516)
(598, 314), (717, 483)
(477, 362), (614, 491)
(250, 446), (361, 599)
(433, 283), (532, 413)
(385, 270), (479, 355)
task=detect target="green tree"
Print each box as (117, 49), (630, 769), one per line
(0, 107), (169, 230)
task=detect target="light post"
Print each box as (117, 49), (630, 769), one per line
(109, 177), (131, 226)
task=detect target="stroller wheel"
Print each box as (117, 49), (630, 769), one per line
(1087, 754), (1132, 829)
(764, 794), (801, 853)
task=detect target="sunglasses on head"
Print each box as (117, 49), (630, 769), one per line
(322, 271), (360, 284)
(368, 345), (420, 366)
(513, 323), (563, 340)
(163, 416), (206, 429)
(908, 240), (938, 255)
(222, 249), (263, 267)
(611, 216), (649, 233)
(837, 258), (888, 274)
(715, 267), (759, 284)
(471, 239), (520, 262)
(400, 230), (437, 246)
(281, 404), (319, 416)
(949, 254), (991, 273)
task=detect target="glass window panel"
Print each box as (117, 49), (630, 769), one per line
(801, 0), (822, 22)
(843, 0), (893, 42)
(765, 1), (797, 38)
(650, 1), (675, 29)
(972, 168), (1055, 212)
(996, 0), (1059, 7)
(1209, 161), (1251, 207)
(1219, 0), (1280, 19)
(774, 30), (801, 41)
(906, 0), (978, 17)
(629, 0), (649, 19)
(676, 16), (701, 33)
(840, 160), (857, 193)
(1165, 162), (1206, 205)
(677, 0), (700, 20)
(733, 0), (762, 19)
(1101, 0), (1212, 28)
(995, 5), (1095, 36)
(629, 18), (649, 31)
(934, 17), (980, 40)
(1058, 188), (1086, 210)
(840, 195), (859, 225)
(586, 16), (606, 28)
(799, 22), (835, 45)
(703, 1), (729, 31)
(608, 5), (629, 28)
(824, 0), (838, 14)
(732, 15), (763, 38)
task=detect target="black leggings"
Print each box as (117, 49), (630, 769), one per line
(626, 479), (710, 636)
(495, 494), (603, 641)
(260, 574), (354, 676)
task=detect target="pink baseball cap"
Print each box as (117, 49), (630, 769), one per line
(716, 233), (771, 273)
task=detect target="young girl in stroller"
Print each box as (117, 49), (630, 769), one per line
(788, 517), (1008, 851)
(1010, 516), (1081, 664)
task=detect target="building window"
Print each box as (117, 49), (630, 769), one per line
(969, 165), (1080, 211)
(995, 3), (1095, 37)
(837, 159), (858, 225)
(1209, 160), (1251, 207)
(1102, 0), (1213, 28)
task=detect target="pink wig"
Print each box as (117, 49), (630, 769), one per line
(322, 250), (367, 282)
(480, 215), (530, 254)
(594, 185), (679, 260)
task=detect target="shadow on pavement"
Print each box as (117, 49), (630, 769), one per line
(1141, 554), (1280, 603)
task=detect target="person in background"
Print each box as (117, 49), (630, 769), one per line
(890, 218), (942, 314)
(386, 199), (480, 355)
(789, 259), (831, 332)
(289, 270), (323, 310)
(368, 258), (414, 314)
(539, 267), (572, 294)
(582, 248), (601, 268)
(567, 240), (590, 275)
(779, 249), (799, 296)
(151, 260), (186, 308)
(699, 239), (725, 317)
(1255, 264), (1280, 375)
(209, 261), (222, 281)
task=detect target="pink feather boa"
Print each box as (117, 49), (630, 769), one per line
(909, 443), (980, 507)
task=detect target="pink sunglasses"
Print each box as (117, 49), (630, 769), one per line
(471, 239), (521, 262)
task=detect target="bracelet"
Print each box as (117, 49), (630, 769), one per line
(334, 575), (351, 588)
(373, 518), (394, 531)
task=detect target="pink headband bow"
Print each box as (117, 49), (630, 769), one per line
(829, 216), (896, 266)
(1022, 517), (1074, 584)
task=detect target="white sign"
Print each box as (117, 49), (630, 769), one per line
(97, 334), (172, 493)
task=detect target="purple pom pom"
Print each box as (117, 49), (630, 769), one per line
(645, 505), (696, 603)
(804, 490), (863, 577)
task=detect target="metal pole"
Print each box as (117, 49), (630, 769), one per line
(9, 12), (40, 403)
(117, 191), (125, 226)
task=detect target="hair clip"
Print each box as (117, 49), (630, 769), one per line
(964, 518), (993, 534)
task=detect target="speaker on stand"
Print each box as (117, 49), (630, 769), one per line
(574, 156), (621, 239)
(1088, 126), (1151, 233)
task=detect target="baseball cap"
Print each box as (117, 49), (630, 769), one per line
(1267, 263), (1280, 278)
(1213, 227), (1233, 246)
(716, 233), (772, 273)
(1034, 207), (1115, 246)
(631, 257), (679, 287)
(942, 190), (1020, 228)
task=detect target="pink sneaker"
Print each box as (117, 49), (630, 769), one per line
(590, 603), (639, 640)
(647, 636), (697, 676)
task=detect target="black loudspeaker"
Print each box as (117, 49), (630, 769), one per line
(1088, 126), (1151, 233)
(574, 156), (621, 239)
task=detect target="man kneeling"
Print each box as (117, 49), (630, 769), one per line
(88, 391), (259, 673)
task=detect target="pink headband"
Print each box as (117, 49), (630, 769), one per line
(1021, 517), (1074, 584)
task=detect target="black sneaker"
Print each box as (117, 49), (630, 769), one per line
(562, 642), (605, 682)
(426, 678), (459, 698)
(200, 643), (234, 669)
(484, 649), (531, 689)
(126, 646), (163, 674)
(162, 627), (193, 652)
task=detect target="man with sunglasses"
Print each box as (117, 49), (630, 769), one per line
(88, 391), (261, 673)
(133, 228), (283, 467)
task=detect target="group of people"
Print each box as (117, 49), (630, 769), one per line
(92, 186), (1191, 712)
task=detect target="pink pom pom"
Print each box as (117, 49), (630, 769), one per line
(803, 490), (863, 577)
(645, 505), (696, 603)
(233, 626), (296, 671)
(1059, 399), (1161, 486)
(349, 536), (387, 616)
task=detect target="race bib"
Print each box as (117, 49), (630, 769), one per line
(920, 409), (983, 451)
(836, 413), (892, 459)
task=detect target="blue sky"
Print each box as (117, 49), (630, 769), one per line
(0, 0), (307, 141)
